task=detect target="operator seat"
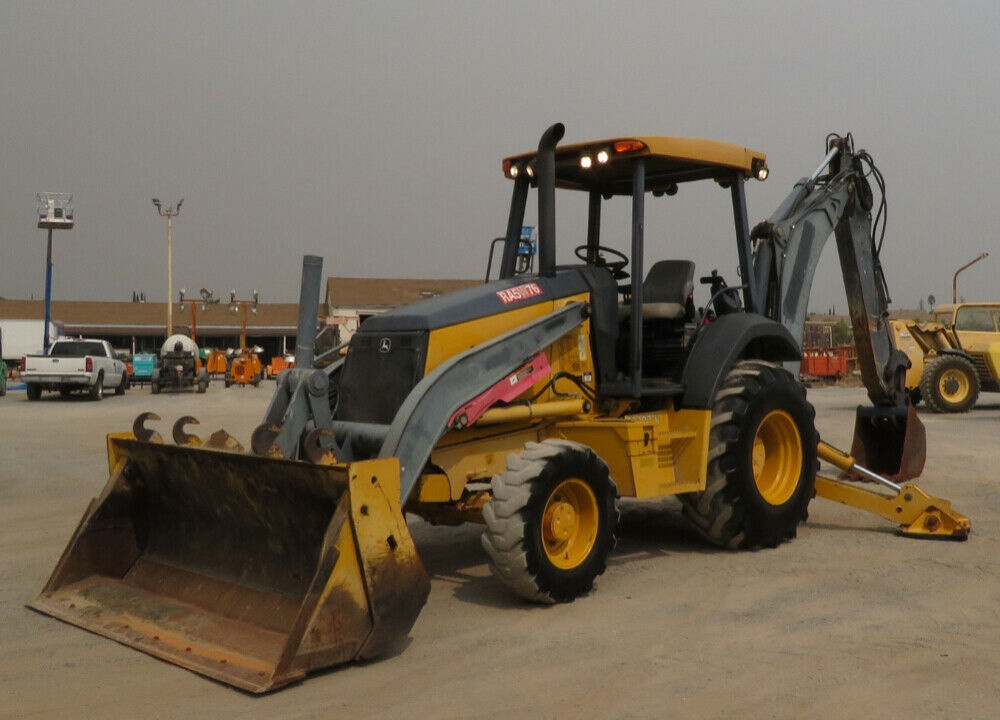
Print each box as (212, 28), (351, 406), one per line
(640, 259), (695, 321)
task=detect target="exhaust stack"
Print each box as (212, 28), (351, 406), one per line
(536, 123), (564, 277)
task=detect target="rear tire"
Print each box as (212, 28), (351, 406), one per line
(89, 374), (104, 401)
(920, 355), (979, 413)
(482, 440), (618, 604)
(26, 383), (41, 401)
(680, 360), (817, 550)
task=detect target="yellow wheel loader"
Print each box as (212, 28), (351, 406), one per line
(30, 126), (969, 692)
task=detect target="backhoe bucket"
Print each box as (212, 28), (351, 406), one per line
(28, 434), (429, 693)
(849, 404), (926, 482)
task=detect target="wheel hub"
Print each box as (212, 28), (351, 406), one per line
(939, 370), (968, 401)
(752, 410), (803, 506)
(541, 478), (599, 569)
(547, 501), (577, 542)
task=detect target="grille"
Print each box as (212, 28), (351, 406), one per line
(336, 331), (428, 424)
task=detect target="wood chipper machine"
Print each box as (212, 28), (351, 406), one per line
(29, 126), (969, 693)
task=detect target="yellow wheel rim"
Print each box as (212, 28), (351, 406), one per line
(751, 410), (803, 506)
(938, 369), (970, 403)
(541, 478), (599, 570)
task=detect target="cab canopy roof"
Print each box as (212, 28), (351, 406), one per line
(502, 136), (767, 196)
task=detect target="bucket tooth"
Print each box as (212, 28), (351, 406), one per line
(204, 429), (245, 453)
(251, 423), (283, 458)
(172, 416), (202, 446)
(133, 412), (163, 443)
(304, 428), (337, 465)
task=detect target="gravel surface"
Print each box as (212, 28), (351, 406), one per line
(1, 382), (997, 719)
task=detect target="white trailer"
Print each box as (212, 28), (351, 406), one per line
(0, 320), (63, 363)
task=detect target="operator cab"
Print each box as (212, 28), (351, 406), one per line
(497, 128), (768, 399)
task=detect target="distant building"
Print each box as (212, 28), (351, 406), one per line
(0, 276), (484, 360)
(0, 299), (304, 359)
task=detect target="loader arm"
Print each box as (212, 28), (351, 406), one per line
(751, 134), (909, 407)
(253, 301), (589, 504)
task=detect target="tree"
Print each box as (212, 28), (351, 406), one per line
(832, 320), (853, 346)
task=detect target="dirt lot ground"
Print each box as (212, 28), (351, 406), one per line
(1, 382), (997, 719)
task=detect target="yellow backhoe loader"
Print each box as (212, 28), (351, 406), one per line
(30, 126), (969, 693)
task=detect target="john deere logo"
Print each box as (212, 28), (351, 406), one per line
(378, 337), (392, 353)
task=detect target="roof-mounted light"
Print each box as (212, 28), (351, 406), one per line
(752, 158), (769, 181)
(613, 140), (646, 154)
(596, 149), (609, 164)
(579, 154), (593, 169)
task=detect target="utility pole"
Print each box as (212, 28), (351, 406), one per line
(152, 198), (183, 336)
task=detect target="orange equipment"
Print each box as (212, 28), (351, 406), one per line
(205, 348), (229, 377)
(266, 354), (295, 379)
(224, 291), (263, 387)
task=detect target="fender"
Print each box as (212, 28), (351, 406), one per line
(681, 313), (800, 409)
(934, 347), (975, 363)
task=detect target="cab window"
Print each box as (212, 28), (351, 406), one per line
(954, 307), (996, 332)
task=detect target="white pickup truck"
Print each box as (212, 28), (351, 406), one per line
(20, 338), (129, 401)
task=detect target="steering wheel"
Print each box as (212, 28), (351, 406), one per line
(574, 245), (630, 279)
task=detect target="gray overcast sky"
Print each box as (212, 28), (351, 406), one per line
(2, 1), (998, 313)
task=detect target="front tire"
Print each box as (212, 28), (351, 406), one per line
(115, 373), (128, 395)
(680, 360), (817, 550)
(482, 440), (618, 604)
(920, 355), (979, 413)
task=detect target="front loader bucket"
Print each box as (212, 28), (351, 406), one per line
(28, 435), (429, 693)
(849, 404), (926, 482)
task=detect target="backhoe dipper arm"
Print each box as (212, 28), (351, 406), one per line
(751, 134), (909, 406)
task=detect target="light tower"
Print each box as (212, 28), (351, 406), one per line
(152, 198), (183, 336)
(36, 192), (74, 354)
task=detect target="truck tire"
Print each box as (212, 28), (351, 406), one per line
(89, 373), (104, 401)
(680, 360), (817, 550)
(481, 440), (618, 604)
(115, 372), (128, 395)
(26, 383), (41, 401)
(919, 355), (979, 413)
